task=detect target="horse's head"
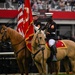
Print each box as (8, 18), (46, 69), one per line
(0, 25), (8, 42)
(32, 30), (45, 51)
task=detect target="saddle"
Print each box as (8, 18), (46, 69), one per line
(46, 40), (67, 49)
(46, 40), (67, 63)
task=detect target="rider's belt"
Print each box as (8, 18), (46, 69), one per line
(51, 32), (55, 34)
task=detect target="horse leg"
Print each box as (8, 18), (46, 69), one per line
(22, 58), (28, 75)
(55, 61), (60, 75)
(35, 62), (43, 75)
(48, 62), (54, 74)
(48, 61), (60, 75)
(63, 60), (70, 75)
(41, 60), (47, 75)
(70, 60), (75, 75)
(17, 60), (24, 75)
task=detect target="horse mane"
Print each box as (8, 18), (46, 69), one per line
(8, 27), (24, 41)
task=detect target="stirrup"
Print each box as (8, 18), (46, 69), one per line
(52, 55), (57, 62)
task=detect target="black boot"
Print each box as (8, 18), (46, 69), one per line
(50, 45), (57, 62)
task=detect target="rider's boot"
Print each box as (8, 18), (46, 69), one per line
(50, 44), (57, 62)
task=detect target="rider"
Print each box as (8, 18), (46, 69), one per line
(32, 12), (41, 31)
(43, 14), (57, 62)
(32, 11), (46, 38)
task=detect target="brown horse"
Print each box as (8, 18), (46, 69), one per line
(31, 29), (75, 75)
(0, 25), (31, 75)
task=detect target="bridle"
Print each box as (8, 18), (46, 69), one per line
(0, 27), (26, 57)
(36, 31), (45, 47)
(32, 30), (45, 58)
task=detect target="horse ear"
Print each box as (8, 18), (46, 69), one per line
(2, 25), (7, 30)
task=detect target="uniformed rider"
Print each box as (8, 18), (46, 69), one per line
(43, 16), (57, 62)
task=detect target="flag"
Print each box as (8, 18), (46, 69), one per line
(23, 0), (34, 52)
(17, 0), (24, 37)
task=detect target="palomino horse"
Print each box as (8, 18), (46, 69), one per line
(31, 30), (60, 75)
(0, 25), (31, 75)
(31, 30), (46, 75)
(31, 29), (75, 75)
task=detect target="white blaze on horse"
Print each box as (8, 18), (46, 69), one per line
(31, 29), (75, 75)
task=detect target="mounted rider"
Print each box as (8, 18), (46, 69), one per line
(32, 12), (46, 37)
(43, 13), (57, 62)
(32, 12), (41, 31)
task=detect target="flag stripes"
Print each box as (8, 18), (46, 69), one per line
(17, 0), (24, 37)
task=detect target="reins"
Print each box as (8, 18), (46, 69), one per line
(31, 30), (45, 58)
(11, 39), (26, 57)
(32, 43), (45, 58)
(0, 27), (26, 57)
(31, 30), (45, 71)
(12, 39), (25, 46)
(15, 46), (26, 57)
(32, 46), (45, 58)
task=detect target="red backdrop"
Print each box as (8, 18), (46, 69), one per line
(0, 10), (75, 20)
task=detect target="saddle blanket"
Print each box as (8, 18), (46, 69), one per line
(46, 40), (67, 49)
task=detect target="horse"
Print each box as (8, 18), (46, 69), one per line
(31, 30), (47, 75)
(31, 29), (60, 75)
(31, 29), (75, 75)
(0, 25), (56, 75)
(0, 25), (31, 75)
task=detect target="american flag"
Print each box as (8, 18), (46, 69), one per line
(17, 0), (34, 52)
(17, 0), (24, 37)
